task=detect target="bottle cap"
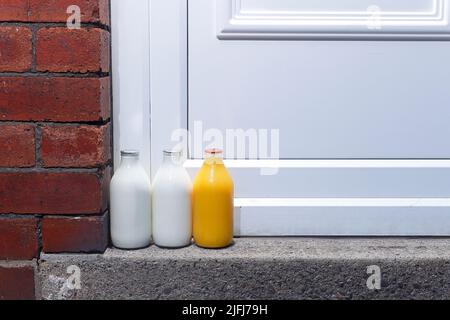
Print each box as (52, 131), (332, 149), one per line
(121, 150), (139, 157)
(163, 149), (182, 156)
(205, 148), (223, 155)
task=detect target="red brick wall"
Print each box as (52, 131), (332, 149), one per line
(0, 0), (111, 300)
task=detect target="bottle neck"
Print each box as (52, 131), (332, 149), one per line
(204, 153), (224, 165)
(163, 153), (182, 166)
(121, 155), (140, 167)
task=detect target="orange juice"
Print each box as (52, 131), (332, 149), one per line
(193, 149), (234, 248)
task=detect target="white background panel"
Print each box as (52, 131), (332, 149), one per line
(190, 0), (450, 159)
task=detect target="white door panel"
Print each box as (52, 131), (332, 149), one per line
(187, 0), (450, 235)
(239, 0), (434, 12)
(236, 201), (450, 236)
(185, 161), (450, 198)
(190, 0), (450, 159)
(217, 0), (450, 40)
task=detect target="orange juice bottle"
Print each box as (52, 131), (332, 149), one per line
(193, 149), (234, 249)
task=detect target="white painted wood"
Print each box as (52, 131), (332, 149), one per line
(112, 0), (188, 179)
(190, 0), (450, 159)
(113, 0), (450, 236)
(236, 198), (450, 207)
(234, 199), (450, 236)
(149, 0), (188, 179)
(217, 0), (450, 40)
(185, 160), (450, 198)
(188, 0), (450, 235)
(186, 159), (450, 168)
(111, 0), (151, 176)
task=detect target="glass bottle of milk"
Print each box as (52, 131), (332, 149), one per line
(110, 150), (152, 249)
(152, 150), (193, 248)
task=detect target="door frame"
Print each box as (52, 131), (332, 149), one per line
(112, 0), (450, 236)
(112, 0), (189, 179)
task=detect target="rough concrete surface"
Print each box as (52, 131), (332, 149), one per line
(38, 238), (450, 300)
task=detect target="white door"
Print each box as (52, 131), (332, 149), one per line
(186, 0), (450, 236)
(112, 0), (450, 236)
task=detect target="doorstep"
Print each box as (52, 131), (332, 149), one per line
(37, 238), (450, 300)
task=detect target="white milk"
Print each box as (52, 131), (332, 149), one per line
(152, 150), (193, 248)
(110, 150), (152, 249)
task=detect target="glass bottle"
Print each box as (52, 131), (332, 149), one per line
(193, 149), (234, 249)
(110, 150), (152, 249)
(152, 150), (193, 248)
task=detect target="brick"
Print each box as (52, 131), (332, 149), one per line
(0, 27), (32, 72)
(0, 218), (38, 260)
(29, 0), (110, 25)
(0, 77), (110, 122)
(0, 0), (29, 21)
(0, 265), (35, 300)
(36, 27), (110, 73)
(0, 171), (109, 214)
(0, 0), (110, 25)
(42, 213), (109, 253)
(42, 124), (110, 168)
(0, 124), (35, 168)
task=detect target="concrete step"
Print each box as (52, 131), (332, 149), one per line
(37, 238), (450, 300)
